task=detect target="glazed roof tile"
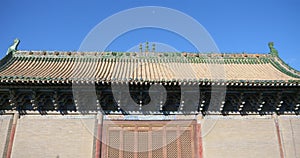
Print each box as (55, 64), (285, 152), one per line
(0, 51), (299, 84)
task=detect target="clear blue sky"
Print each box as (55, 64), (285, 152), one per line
(0, 0), (299, 70)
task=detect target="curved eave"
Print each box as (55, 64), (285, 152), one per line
(271, 55), (300, 78)
(0, 77), (299, 87)
(0, 52), (14, 72)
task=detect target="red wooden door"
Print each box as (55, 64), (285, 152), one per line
(101, 120), (197, 158)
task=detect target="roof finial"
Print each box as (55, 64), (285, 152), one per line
(268, 42), (278, 56)
(139, 43), (142, 52)
(7, 38), (20, 55)
(152, 43), (155, 52)
(145, 41), (149, 52)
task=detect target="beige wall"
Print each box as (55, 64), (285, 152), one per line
(202, 117), (281, 158)
(0, 115), (11, 157)
(11, 115), (96, 158)
(279, 116), (300, 158)
(1, 114), (299, 158)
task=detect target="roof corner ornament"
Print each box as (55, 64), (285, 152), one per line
(6, 38), (20, 55)
(268, 42), (278, 56)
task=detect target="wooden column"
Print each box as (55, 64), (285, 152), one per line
(95, 113), (103, 158)
(101, 120), (107, 158)
(163, 126), (167, 158)
(196, 115), (203, 158)
(191, 123), (196, 158)
(119, 126), (123, 158)
(6, 112), (19, 158)
(176, 125), (182, 158)
(274, 115), (284, 158)
(134, 126), (138, 158)
(148, 126), (152, 158)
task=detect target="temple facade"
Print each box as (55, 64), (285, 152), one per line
(0, 42), (299, 158)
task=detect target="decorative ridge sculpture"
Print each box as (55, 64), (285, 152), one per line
(6, 38), (20, 55)
(268, 42), (278, 56)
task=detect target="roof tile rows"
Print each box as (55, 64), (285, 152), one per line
(0, 51), (299, 84)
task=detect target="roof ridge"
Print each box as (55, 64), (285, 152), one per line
(3, 50), (280, 66)
(13, 50), (271, 59)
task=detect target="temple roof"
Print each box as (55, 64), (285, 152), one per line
(0, 50), (299, 85)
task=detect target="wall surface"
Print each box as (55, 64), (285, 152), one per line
(279, 117), (300, 158)
(202, 116), (281, 158)
(11, 115), (96, 158)
(0, 115), (11, 157)
(0, 114), (299, 158)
